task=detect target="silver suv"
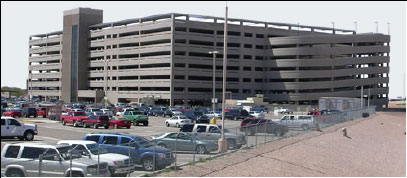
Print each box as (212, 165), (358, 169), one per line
(1, 143), (110, 177)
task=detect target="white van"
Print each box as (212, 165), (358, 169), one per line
(272, 115), (314, 130)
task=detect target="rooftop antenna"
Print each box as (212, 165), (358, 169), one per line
(375, 21), (378, 33)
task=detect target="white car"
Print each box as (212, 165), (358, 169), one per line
(116, 108), (135, 117)
(172, 111), (182, 116)
(272, 115), (315, 130)
(101, 109), (114, 117)
(249, 111), (265, 118)
(206, 111), (221, 118)
(1, 117), (38, 141)
(165, 115), (192, 128)
(57, 140), (134, 176)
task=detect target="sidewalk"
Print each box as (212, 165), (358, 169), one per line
(158, 112), (406, 177)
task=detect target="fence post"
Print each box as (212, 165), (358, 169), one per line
(255, 123), (258, 146)
(153, 139), (156, 174)
(193, 135), (196, 165)
(70, 150), (73, 177)
(38, 154), (43, 177)
(245, 126), (248, 149)
(128, 142), (131, 177)
(264, 122), (267, 144)
(97, 144), (100, 177)
(174, 133), (177, 171)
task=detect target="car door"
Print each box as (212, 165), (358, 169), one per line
(169, 116), (177, 126)
(120, 137), (139, 161)
(207, 126), (221, 141)
(7, 119), (23, 137)
(195, 125), (209, 140)
(18, 146), (44, 177)
(176, 133), (194, 151)
(1, 118), (8, 136)
(41, 148), (66, 177)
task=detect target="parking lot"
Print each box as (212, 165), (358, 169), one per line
(1, 115), (268, 177)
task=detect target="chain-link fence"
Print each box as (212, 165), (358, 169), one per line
(1, 107), (375, 177)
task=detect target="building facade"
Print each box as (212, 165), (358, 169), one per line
(28, 8), (390, 107)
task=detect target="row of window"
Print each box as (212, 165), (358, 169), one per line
(175, 27), (283, 39)
(175, 39), (266, 49)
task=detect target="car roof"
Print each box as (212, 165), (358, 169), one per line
(5, 143), (69, 149)
(57, 140), (97, 145)
(87, 132), (143, 138)
(1, 116), (15, 119)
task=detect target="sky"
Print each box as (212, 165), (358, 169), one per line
(1, 1), (406, 98)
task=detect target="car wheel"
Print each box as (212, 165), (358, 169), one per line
(43, 115), (46, 118)
(83, 123), (88, 128)
(104, 125), (109, 129)
(126, 126), (130, 129)
(158, 143), (167, 148)
(196, 145), (207, 154)
(142, 157), (155, 171)
(143, 122), (148, 126)
(6, 169), (24, 177)
(301, 124), (310, 131)
(73, 121), (78, 127)
(176, 123), (180, 128)
(93, 124), (98, 129)
(233, 116), (238, 121)
(274, 129), (283, 136)
(227, 139), (236, 150)
(62, 120), (66, 125)
(24, 131), (34, 141)
(166, 122), (170, 127)
(114, 124), (118, 129)
(18, 136), (24, 141)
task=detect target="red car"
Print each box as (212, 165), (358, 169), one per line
(60, 111), (88, 127)
(2, 108), (22, 118)
(82, 115), (110, 129)
(36, 108), (47, 118)
(109, 117), (131, 129)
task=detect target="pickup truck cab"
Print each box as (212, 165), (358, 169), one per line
(249, 111), (265, 118)
(85, 108), (101, 116)
(116, 108), (135, 117)
(180, 124), (246, 150)
(123, 111), (149, 126)
(225, 109), (249, 121)
(272, 115), (315, 130)
(61, 111), (89, 127)
(57, 140), (134, 176)
(82, 115), (110, 129)
(82, 133), (175, 171)
(1, 143), (110, 177)
(36, 108), (47, 118)
(1, 117), (38, 141)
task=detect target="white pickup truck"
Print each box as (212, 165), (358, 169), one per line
(57, 140), (134, 176)
(1, 117), (38, 141)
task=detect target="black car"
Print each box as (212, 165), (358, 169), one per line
(21, 107), (37, 118)
(225, 109), (249, 120)
(184, 110), (210, 123)
(163, 109), (173, 117)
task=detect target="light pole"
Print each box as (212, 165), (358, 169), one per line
(376, 22), (379, 34)
(331, 21), (335, 34)
(387, 23), (390, 35)
(209, 51), (218, 113)
(219, 4), (228, 153)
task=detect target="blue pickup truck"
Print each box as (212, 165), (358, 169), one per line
(82, 133), (175, 171)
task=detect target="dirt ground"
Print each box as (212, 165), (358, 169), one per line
(159, 112), (406, 177)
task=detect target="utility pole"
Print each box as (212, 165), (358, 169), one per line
(209, 51), (218, 113)
(361, 85), (364, 108)
(219, 3), (228, 153)
(331, 21), (335, 34)
(354, 21), (357, 34)
(368, 88), (370, 108)
(375, 21), (378, 34)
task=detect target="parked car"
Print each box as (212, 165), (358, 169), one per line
(21, 107), (38, 118)
(249, 111), (265, 118)
(85, 108), (101, 116)
(123, 111), (149, 126)
(183, 110), (210, 123)
(82, 115), (110, 129)
(1, 143), (110, 177)
(147, 107), (165, 117)
(36, 107), (47, 118)
(60, 111), (89, 127)
(180, 124), (246, 150)
(109, 117), (131, 129)
(82, 133), (175, 171)
(57, 140), (134, 176)
(224, 109), (249, 120)
(308, 110), (320, 116)
(165, 115), (193, 128)
(205, 111), (221, 119)
(163, 109), (173, 117)
(272, 115), (315, 130)
(101, 109), (114, 118)
(2, 108), (21, 118)
(1, 117), (38, 141)
(240, 118), (288, 136)
(87, 111), (104, 116)
(116, 108), (136, 117)
(152, 132), (218, 154)
(276, 107), (293, 114)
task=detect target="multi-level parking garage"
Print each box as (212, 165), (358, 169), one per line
(28, 8), (390, 108)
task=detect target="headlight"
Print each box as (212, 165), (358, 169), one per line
(157, 153), (165, 159)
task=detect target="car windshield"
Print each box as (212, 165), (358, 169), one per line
(179, 116), (187, 120)
(133, 137), (153, 148)
(57, 147), (83, 160)
(86, 144), (108, 155)
(73, 112), (86, 116)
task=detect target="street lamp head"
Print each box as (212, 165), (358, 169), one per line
(209, 51), (219, 54)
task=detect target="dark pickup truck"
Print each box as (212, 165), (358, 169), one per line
(225, 109), (249, 121)
(82, 115), (110, 129)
